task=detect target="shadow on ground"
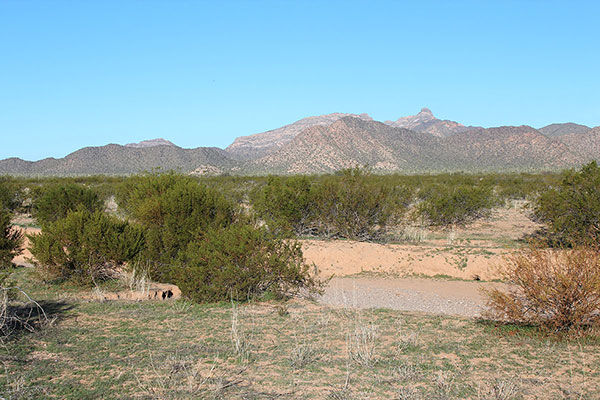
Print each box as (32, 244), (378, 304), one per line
(1, 299), (75, 343)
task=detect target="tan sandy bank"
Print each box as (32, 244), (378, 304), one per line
(11, 226), (40, 266)
(302, 239), (508, 281)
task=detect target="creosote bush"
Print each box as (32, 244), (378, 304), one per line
(251, 168), (411, 241)
(534, 161), (600, 246)
(176, 224), (320, 302)
(114, 172), (320, 302)
(117, 172), (237, 281)
(29, 210), (145, 285)
(313, 168), (410, 240)
(33, 183), (103, 227)
(416, 184), (495, 226)
(251, 175), (313, 236)
(484, 246), (600, 333)
(0, 209), (23, 270)
(0, 183), (23, 287)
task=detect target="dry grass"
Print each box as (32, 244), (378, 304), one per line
(0, 268), (599, 399)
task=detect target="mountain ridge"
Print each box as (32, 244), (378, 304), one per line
(1, 109), (599, 176)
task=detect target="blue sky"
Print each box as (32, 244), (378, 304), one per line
(1, 0), (599, 160)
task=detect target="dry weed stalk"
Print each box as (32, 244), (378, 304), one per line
(125, 267), (150, 296)
(402, 226), (428, 243)
(346, 312), (377, 367)
(230, 299), (253, 363)
(484, 246), (600, 333)
(135, 352), (246, 399)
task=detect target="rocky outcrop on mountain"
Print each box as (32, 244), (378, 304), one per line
(384, 108), (478, 137)
(225, 113), (373, 159)
(125, 138), (176, 148)
(539, 123), (591, 137)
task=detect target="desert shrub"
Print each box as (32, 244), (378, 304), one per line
(484, 246), (600, 333)
(175, 223), (320, 302)
(33, 183), (102, 227)
(251, 175), (315, 236)
(117, 172), (237, 280)
(0, 182), (24, 289)
(312, 168), (411, 240)
(416, 184), (495, 226)
(534, 161), (600, 246)
(0, 209), (23, 270)
(0, 177), (21, 212)
(29, 210), (145, 285)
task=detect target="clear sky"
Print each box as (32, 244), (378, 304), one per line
(1, 0), (599, 160)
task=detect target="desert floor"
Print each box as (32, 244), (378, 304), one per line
(4, 203), (599, 399)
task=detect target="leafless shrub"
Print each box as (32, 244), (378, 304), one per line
(135, 352), (245, 400)
(396, 386), (421, 400)
(393, 363), (422, 382)
(289, 341), (323, 368)
(0, 286), (49, 340)
(395, 331), (420, 354)
(484, 246), (600, 333)
(327, 389), (354, 400)
(432, 371), (455, 400)
(275, 303), (289, 317)
(477, 378), (521, 400)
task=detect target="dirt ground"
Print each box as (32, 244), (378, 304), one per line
(11, 226), (40, 267)
(302, 202), (540, 282)
(304, 203), (541, 316)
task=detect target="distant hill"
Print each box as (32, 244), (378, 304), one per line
(539, 123), (591, 137)
(1, 109), (598, 176)
(0, 144), (237, 176)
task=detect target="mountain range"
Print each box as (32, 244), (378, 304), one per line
(1, 109), (597, 176)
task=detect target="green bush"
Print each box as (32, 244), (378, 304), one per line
(29, 210), (145, 285)
(251, 168), (411, 241)
(313, 168), (411, 240)
(175, 224), (320, 302)
(0, 177), (21, 212)
(534, 162), (600, 246)
(417, 184), (496, 226)
(0, 182), (23, 288)
(0, 209), (23, 269)
(33, 183), (103, 227)
(117, 172), (237, 281)
(251, 176), (314, 236)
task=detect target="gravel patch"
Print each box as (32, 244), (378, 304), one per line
(319, 277), (508, 318)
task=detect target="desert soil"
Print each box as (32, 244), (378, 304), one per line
(303, 203), (540, 316)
